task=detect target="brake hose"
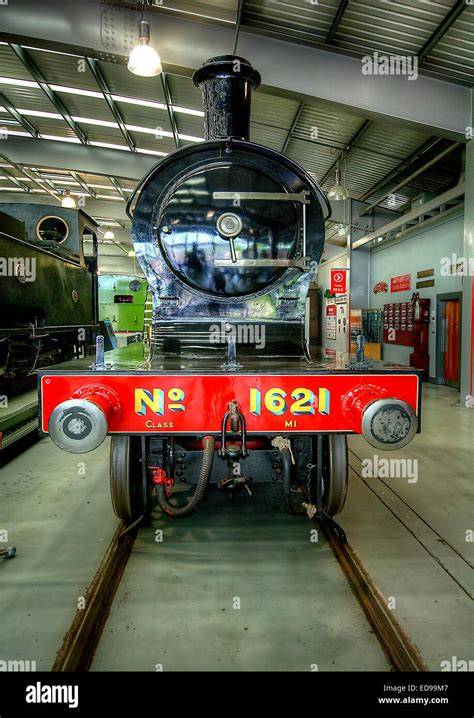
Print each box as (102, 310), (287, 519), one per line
(156, 435), (215, 518)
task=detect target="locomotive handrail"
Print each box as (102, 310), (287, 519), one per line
(212, 191), (310, 204)
(214, 257), (310, 270)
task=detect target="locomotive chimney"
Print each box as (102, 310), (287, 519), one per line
(193, 55), (261, 141)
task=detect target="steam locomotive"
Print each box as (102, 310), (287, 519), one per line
(38, 56), (422, 522)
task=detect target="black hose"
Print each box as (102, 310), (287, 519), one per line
(281, 446), (305, 516)
(156, 435), (215, 518)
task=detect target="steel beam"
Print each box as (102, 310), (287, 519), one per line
(0, 2), (469, 137)
(358, 137), (442, 202)
(326, 0), (349, 44)
(0, 165), (30, 191)
(9, 44), (88, 144)
(2, 136), (156, 180)
(359, 142), (461, 216)
(418, 1), (467, 66)
(110, 177), (126, 199)
(160, 72), (180, 150)
(353, 183), (465, 249)
(0, 92), (39, 138)
(70, 170), (96, 198)
(86, 57), (135, 152)
(0, 153), (61, 201)
(233, 0), (245, 55)
(281, 102), (304, 155)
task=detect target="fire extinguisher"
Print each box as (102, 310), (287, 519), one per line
(412, 292), (421, 320)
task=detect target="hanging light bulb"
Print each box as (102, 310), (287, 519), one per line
(128, 18), (162, 77)
(327, 166), (349, 201)
(61, 190), (76, 208)
(103, 229), (115, 240)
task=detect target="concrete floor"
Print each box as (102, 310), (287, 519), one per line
(343, 384), (473, 671)
(0, 437), (118, 670)
(0, 383), (472, 671)
(91, 485), (390, 672)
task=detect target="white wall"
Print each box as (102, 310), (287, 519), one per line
(369, 213), (464, 378)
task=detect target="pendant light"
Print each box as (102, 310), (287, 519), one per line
(128, 15), (162, 78)
(327, 162), (349, 201)
(103, 229), (115, 240)
(61, 190), (76, 208)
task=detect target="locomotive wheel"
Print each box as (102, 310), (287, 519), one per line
(321, 435), (348, 516)
(110, 436), (144, 522)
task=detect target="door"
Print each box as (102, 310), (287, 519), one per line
(436, 293), (461, 389)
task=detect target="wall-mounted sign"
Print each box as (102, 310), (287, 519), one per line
(417, 268), (434, 279)
(330, 269), (347, 295)
(447, 260), (465, 275)
(326, 316), (336, 339)
(391, 274), (411, 292)
(326, 300), (337, 339)
(373, 281), (388, 294)
(416, 279), (435, 289)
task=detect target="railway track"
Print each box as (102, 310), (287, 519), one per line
(52, 522), (138, 672)
(52, 484), (427, 673)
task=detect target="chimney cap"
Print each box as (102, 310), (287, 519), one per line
(193, 55), (261, 88)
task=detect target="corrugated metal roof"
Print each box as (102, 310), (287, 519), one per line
(27, 48), (99, 90)
(422, 9), (474, 85)
(332, 146), (403, 196)
(0, 44), (33, 80)
(28, 117), (79, 140)
(0, 85), (55, 114)
(132, 135), (176, 154)
(53, 93), (117, 124)
(75, 124), (127, 145)
(250, 122), (287, 150)
(242, 0), (340, 44)
(175, 113), (205, 138)
(153, 0), (237, 24)
(251, 89), (299, 130)
(355, 123), (431, 160)
(286, 137), (336, 177)
(99, 60), (166, 102)
(167, 74), (202, 110)
(334, 0), (452, 56)
(293, 104), (364, 148)
(238, 0), (473, 86)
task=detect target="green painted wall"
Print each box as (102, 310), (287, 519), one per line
(99, 274), (147, 332)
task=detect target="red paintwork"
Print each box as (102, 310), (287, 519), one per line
(341, 384), (390, 432)
(40, 372), (420, 435)
(70, 383), (121, 425)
